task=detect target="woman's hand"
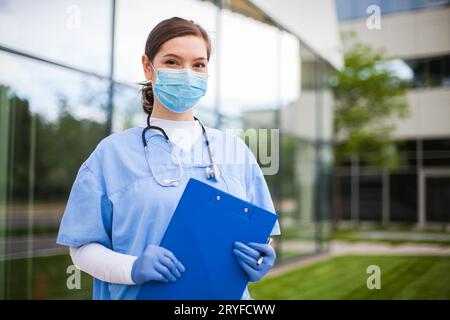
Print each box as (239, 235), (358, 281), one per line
(233, 241), (276, 282)
(131, 244), (185, 285)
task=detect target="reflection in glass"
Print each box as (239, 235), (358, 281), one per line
(0, 0), (336, 299)
(112, 83), (145, 132)
(0, 51), (109, 299)
(220, 10), (301, 118)
(0, 0), (112, 75)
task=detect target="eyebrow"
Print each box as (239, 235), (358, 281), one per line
(162, 53), (207, 61)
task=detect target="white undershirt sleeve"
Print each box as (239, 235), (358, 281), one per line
(69, 242), (138, 285)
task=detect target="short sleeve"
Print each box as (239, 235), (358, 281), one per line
(56, 162), (113, 248)
(245, 148), (281, 237)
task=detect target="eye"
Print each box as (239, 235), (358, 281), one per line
(164, 59), (178, 65)
(194, 62), (206, 69)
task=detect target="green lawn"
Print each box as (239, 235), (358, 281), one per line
(249, 255), (450, 300)
(5, 254), (450, 299)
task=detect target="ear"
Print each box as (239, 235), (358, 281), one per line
(142, 54), (153, 80)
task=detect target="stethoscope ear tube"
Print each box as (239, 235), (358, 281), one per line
(142, 115), (170, 147)
(141, 114), (220, 186)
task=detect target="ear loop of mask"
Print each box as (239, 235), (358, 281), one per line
(137, 60), (156, 86)
(148, 60), (157, 83)
(149, 60), (156, 73)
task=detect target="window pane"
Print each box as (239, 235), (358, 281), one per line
(359, 174), (382, 221)
(390, 173), (417, 222)
(444, 55), (450, 85)
(220, 10), (279, 118)
(429, 57), (443, 87)
(0, 51), (109, 299)
(426, 177), (450, 223)
(0, 0), (112, 75)
(112, 83), (144, 132)
(406, 59), (428, 88)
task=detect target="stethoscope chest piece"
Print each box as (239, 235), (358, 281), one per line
(206, 163), (221, 182)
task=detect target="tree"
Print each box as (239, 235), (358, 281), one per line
(330, 32), (410, 170)
(330, 33), (410, 225)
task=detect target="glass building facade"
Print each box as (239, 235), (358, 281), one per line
(0, 0), (335, 299)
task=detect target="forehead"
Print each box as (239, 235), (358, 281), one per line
(156, 35), (208, 60)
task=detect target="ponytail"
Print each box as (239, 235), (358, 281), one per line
(140, 80), (154, 116)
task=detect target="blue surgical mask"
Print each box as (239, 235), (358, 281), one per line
(150, 63), (208, 113)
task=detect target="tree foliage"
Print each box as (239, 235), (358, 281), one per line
(330, 32), (410, 170)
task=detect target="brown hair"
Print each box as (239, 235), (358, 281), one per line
(140, 17), (212, 116)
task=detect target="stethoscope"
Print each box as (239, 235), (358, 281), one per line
(141, 115), (221, 187)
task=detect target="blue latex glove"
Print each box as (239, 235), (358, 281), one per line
(131, 244), (185, 285)
(233, 241), (276, 282)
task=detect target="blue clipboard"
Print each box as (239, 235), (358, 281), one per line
(136, 177), (278, 300)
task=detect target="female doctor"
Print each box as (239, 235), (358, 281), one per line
(56, 17), (280, 300)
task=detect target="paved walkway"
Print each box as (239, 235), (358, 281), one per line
(351, 231), (450, 242)
(329, 240), (450, 255)
(268, 240), (450, 278)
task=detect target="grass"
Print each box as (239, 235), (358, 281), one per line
(5, 254), (450, 300)
(249, 255), (450, 299)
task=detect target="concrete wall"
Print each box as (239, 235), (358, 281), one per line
(339, 6), (450, 59)
(394, 87), (450, 139)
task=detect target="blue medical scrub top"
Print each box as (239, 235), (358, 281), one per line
(56, 125), (281, 300)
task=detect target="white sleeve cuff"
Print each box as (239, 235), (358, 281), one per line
(69, 242), (138, 285)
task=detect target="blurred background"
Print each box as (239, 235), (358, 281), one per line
(0, 0), (449, 299)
